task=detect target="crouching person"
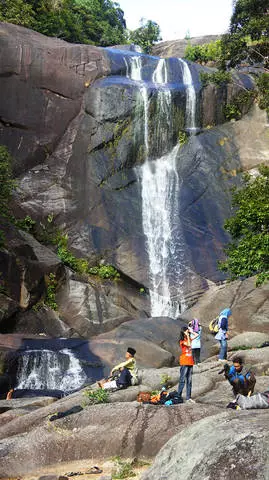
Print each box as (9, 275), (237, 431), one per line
(98, 347), (138, 390)
(223, 356), (256, 397)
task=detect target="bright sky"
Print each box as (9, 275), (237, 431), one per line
(118, 0), (234, 41)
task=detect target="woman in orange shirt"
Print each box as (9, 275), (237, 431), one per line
(178, 326), (196, 403)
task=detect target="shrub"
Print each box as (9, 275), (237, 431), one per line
(200, 71), (232, 87)
(45, 273), (57, 310)
(88, 264), (120, 279)
(112, 458), (136, 479)
(184, 40), (222, 64)
(83, 388), (110, 405)
(223, 90), (256, 121)
(16, 215), (36, 233)
(256, 73), (269, 115)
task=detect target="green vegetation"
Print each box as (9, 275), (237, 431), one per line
(45, 273), (58, 310)
(220, 0), (269, 68)
(0, 0), (162, 52)
(219, 164), (269, 286)
(0, 146), (15, 219)
(178, 130), (188, 146)
(200, 71), (232, 87)
(0, 145), (16, 248)
(184, 40), (222, 64)
(112, 457), (136, 479)
(256, 73), (269, 115)
(15, 215), (36, 233)
(160, 373), (172, 388)
(88, 264), (120, 279)
(83, 388), (110, 405)
(14, 213), (120, 279)
(223, 90), (256, 121)
(129, 19), (161, 53)
(0, 0), (127, 46)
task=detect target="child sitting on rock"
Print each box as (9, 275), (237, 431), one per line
(98, 347), (138, 390)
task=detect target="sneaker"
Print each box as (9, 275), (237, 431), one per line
(186, 398), (196, 404)
(226, 401), (238, 409)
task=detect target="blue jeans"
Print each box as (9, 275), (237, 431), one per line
(177, 365), (193, 400)
(219, 339), (227, 359)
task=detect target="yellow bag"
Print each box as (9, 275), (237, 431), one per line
(209, 317), (219, 334)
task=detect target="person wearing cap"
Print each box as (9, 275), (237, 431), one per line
(98, 347), (138, 390)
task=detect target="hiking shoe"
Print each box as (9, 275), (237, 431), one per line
(226, 401), (238, 409)
(186, 398), (196, 404)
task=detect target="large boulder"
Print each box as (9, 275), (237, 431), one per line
(228, 332), (269, 350)
(0, 22), (109, 175)
(141, 410), (269, 480)
(0, 399), (221, 477)
(182, 275), (269, 334)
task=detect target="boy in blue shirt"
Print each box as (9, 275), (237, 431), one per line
(222, 356), (256, 397)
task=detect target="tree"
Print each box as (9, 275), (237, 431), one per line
(220, 0), (269, 68)
(0, 0), (35, 28)
(0, 0), (127, 46)
(219, 165), (269, 286)
(129, 19), (161, 54)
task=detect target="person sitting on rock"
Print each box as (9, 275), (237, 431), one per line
(221, 356), (256, 397)
(98, 347), (138, 390)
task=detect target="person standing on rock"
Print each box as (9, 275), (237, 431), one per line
(177, 326), (196, 403)
(188, 319), (202, 364)
(215, 308), (232, 361)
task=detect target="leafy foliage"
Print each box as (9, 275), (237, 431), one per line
(88, 264), (120, 279)
(200, 71), (232, 87)
(184, 40), (222, 64)
(256, 73), (269, 115)
(219, 165), (269, 286)
(0, 146), (16, 219)
(0, 145), (16, 248)
(83, 388), (110, 404)
(220, 0), (269, 68)
(112, 457), (136, 479)
(223, 90), (256, 121)
(16, 215), (36, 233)
(45, 273), (58, 310)
(0, 0), (127, 46)
(129, 19), (161, 53)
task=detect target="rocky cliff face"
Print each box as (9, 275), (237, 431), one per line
(152, 34), (221, 59)
(0, 23), (269, 330)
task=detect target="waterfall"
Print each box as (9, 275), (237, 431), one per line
(124, 55), (197, 317)
(16, 349), (87, 392)
(126, 55), (150, 159)
(152, 59), (172, 156)
(178, 58), (197, 131)
(141, 145), (186, 317)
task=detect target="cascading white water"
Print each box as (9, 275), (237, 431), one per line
(125, 55), (197, 317)
(178, 58), (197, 131)
(141, 145), (186, 317)
(126, 55), (149, 157)
(152, 59), (172, 156)
(16, 349), (87, 392)
(138, 59), (186, 317)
